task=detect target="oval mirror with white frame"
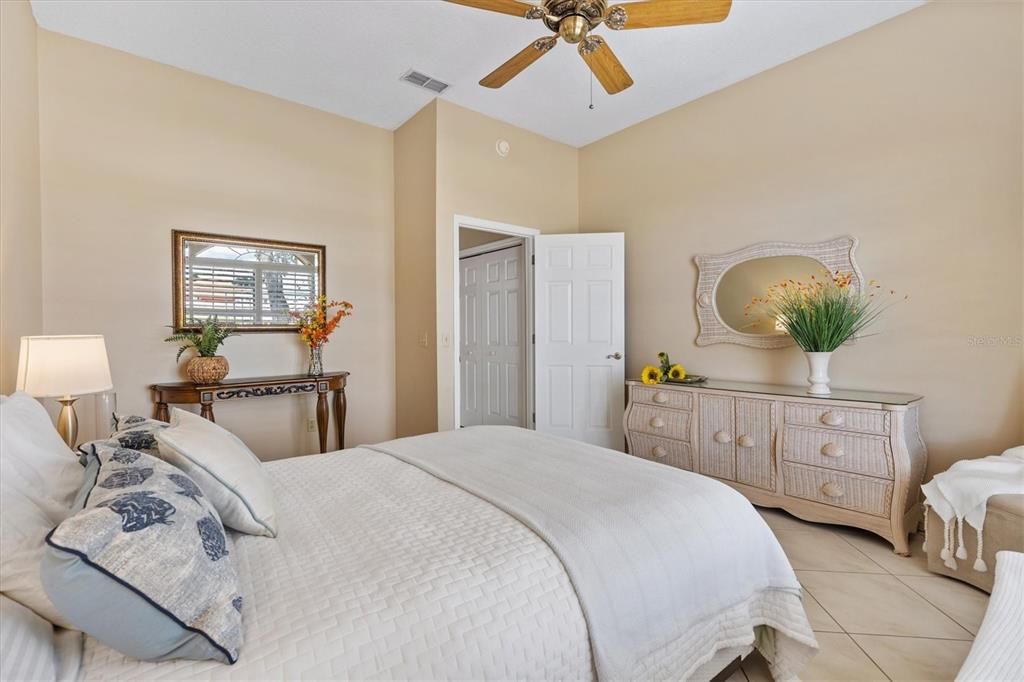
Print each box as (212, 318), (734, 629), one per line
(694, 236), (863, 349)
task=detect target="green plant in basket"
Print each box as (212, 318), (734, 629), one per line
(165, 317), (239, 361)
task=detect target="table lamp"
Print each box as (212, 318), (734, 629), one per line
(16, 335), (113, 447)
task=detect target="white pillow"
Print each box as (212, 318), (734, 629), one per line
(0, 392), (82, 627)
(0, 594), (57, 682)
(155, 408), (277, 537)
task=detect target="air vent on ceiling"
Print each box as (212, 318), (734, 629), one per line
(401, 70), (450, 94)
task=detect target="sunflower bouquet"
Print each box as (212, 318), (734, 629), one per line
(641, 352), (686, 385)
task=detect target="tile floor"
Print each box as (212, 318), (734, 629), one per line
(729, 508), (990, 682)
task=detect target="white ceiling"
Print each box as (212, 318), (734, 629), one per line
(30, 0), (924, 147)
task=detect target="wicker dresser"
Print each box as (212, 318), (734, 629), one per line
(624, 379), (927, 554)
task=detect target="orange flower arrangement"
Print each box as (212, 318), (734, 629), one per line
(292, 295), (354, 348)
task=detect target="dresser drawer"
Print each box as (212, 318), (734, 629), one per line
(627, 405), (691, 441)
(630, 434), (693, 471)
(782, 426), (893, 479)
(630, 386), (692, 411)
(785, 404), (889, 435)
(783, 463), (894, 518)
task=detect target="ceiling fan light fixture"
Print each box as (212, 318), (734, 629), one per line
(558, 14), (589, 43)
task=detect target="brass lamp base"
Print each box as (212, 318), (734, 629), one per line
(57, 397), (80, 448)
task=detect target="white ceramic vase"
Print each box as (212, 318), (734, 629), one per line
(805, 351), (833, 395)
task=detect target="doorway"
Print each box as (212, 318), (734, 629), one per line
(459, 229), (527, 427)
(450, 215), (626, 450)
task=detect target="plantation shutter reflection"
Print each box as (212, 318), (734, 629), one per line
(177, 235), (323, 329)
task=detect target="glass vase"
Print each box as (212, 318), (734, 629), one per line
(307, 345), (324, 377)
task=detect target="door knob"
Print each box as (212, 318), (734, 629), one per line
(737, 434), (754, 448)
(607, 352), (623, 360)
(714, 431), (733, 444)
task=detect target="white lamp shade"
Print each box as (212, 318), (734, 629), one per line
(16, 335), (113, 398)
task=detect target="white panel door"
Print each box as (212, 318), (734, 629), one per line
(459, 245), (526, 428)
(534, 233), (625, 450)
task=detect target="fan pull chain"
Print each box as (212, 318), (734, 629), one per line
(589, 71), (595, 110)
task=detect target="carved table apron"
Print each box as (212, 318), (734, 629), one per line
(150, 372), (348, 454)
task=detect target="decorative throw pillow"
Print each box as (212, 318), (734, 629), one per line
(0, 392), (83, 627)
(155, 408), (277, 538)
(42, 446), (243, 664)
(78, 414), (168, 459)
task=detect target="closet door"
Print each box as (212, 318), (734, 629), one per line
(735, 398), (775, 491)
(460, 245), (526, 427)
(699, 395), (736, 481)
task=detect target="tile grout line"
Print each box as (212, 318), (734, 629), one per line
(846, 633), (894, 682)
(889, 575), (977, 639)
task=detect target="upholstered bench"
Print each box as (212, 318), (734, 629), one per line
(925, 494), (1024, 593)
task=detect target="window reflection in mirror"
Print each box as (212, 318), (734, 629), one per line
(715, 255), (824, 336)
(172, 231), (325, 332)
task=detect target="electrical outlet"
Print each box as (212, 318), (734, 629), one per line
(306, 418), (316, 433)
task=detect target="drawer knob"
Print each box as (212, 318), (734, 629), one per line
(821, 442), (845, 458)
(649, 417), (665, 429)
(821, 411), (845, 427)
(737, 434), (755, 448)
(714, 430), (733, 444)
(652, 392), (669, 404)
(821, 482), (845, 498)
(651, 445), (668, 458)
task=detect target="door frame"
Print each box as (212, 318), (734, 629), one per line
(452, 215), (539, 429)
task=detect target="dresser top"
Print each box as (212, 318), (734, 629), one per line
(628, 378), (921, 406)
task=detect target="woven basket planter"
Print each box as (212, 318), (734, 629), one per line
(186, 356), (229, 384)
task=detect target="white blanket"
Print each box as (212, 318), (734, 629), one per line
(73, 427), (815, 681)
(922, 446), (1024, 572)
(367, 427), (816, 681)
(956, 551), (1024, 682)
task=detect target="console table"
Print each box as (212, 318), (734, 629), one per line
(150, 372), (348, 454)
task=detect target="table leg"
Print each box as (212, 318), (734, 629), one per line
(334, 388), (346, 451)
(155, 401), (169, 422)
(201, 402), (215, 422)
(316, 392), (328, 453)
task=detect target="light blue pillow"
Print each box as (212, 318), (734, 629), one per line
(42, 446), (243, 664)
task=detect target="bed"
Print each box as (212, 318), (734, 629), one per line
(13, 425), (816, 681)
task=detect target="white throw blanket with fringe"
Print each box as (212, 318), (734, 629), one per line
(922, 446), (1024, 573)
(366, 426), (817, 681)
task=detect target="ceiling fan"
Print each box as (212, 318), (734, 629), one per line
(447, 0), (732, 95)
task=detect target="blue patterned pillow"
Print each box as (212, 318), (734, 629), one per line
(42, 446), (242, 664)
(79, 415), (168, 459)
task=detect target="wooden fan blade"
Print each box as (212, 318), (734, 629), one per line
(446, 0), (545, 19)
(578, 36), (633, 94)
(605, 0), (732, 30)
(480, 37), (558, 88)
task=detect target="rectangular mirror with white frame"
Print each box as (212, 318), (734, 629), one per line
(172, 230), (326, 332)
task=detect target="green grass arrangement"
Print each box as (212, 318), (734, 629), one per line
(746, 272), (900, 353)
(165, 317), (239, 361)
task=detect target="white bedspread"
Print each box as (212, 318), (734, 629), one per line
(368, 427), (816, 681)
(75, 428), (815, 681)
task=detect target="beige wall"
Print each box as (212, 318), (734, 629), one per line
(459, 227), (511, 250)
(434, 100), (579, 430)
(0, 0), (43, 393)
(394, 102), (439, 437)
(36, 30), (396, 458)
(580, 1), (1023, 475)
